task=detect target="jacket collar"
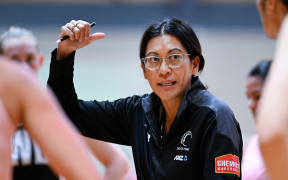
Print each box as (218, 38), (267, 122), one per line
(141, 76), (206, 141)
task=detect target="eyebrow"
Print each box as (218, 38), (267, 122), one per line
(168, 48), (184, 54)
(145, 48), (184, 56)
(145, 51), (158, 56)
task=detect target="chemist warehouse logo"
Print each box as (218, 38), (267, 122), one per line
(215, 154), (240, 177)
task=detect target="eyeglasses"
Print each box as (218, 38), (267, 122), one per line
(141, 53), (190, 71)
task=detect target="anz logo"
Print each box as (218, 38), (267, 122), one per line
(174, 155), (188, 162)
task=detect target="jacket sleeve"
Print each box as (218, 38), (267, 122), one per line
(200, 109), (243, 180)
(47, 49), (136, 146)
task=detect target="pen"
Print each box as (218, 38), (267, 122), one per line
(56, 22), (96, 43)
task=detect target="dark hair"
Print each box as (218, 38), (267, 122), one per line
(283, 0), (288, 8)
(248, 60), (272, 81)
(139, 17), (205, 72)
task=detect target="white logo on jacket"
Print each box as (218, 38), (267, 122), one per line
(181, 131), (192, 147)
(144, 123), (151, 143)
(147, 132), (151, 142)
(176, 130), (192, 152)
(174, 155), (188, 161)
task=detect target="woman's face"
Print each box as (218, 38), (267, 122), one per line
(142, 35), (199, 102)
(246, 76), (264, 118)
(2, 37), (43, 74)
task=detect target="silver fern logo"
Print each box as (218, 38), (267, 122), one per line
(181, 131), (192, 147)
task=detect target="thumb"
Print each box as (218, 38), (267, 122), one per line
(88, 32), (106, 42)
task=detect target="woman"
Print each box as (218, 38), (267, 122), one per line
(242, 60), (272, 180)
(256, 0), (288, 179)
(0, 57), (101, 180)
(48, 18), (243, 179)
(0, 26), (133, 180)
(0, 26), (58, 180)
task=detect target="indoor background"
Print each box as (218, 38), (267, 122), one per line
(0, 0), (275, 175)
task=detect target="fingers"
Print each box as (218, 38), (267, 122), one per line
(76, 23), (85, 41)
(61, 20), (90, 42)
(88, 32), (106, 42)
(78, 20), (90, 41)
(60, 24), (75, 41)
(74, 20), (89, 42)
(69, 21), (80, 40)
(60, 20), (105, 46)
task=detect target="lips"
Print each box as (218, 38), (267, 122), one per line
(157, 81), (176, 86)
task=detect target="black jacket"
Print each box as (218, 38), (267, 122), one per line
(48, 49), (243, 180)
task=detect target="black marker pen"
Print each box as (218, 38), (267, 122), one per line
(56, 22), (96, 43)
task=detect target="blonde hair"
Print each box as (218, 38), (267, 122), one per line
(0, 27), (39, 54)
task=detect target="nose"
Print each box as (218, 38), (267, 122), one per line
(159, 59), (171, 77)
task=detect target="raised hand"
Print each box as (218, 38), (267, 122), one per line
(57, 20), (105, 59)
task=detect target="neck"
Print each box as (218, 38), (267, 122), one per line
(161, 96), (183, 133)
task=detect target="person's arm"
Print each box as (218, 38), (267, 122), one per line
(85, 137), (131, 180)
(256, 15), (288, 180)
(0, 99), (15, 180)
(0, 58), (101, 180)
(48, 20), (136, 145)
(201, 110), (243, 180)
(48, 49), (137, 145)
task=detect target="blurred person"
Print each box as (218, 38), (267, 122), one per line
(0, 56), (101, 180)
(257, 0), (288, 38)
(0, 27), (133, 180)
(0, 95), (15, 180)
(0, 27), (57, 180)
(256, 0), (288, 179)
(242, 60), (272, 180)
(48, 18), (243, 180)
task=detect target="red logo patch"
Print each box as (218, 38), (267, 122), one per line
(215, 154), (240, 177)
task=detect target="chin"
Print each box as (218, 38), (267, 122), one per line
(158, 92), (182, 102)
(264, 26), (278, 39)
(157, 92), (173, 100)
(267, 31), (277, 39)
